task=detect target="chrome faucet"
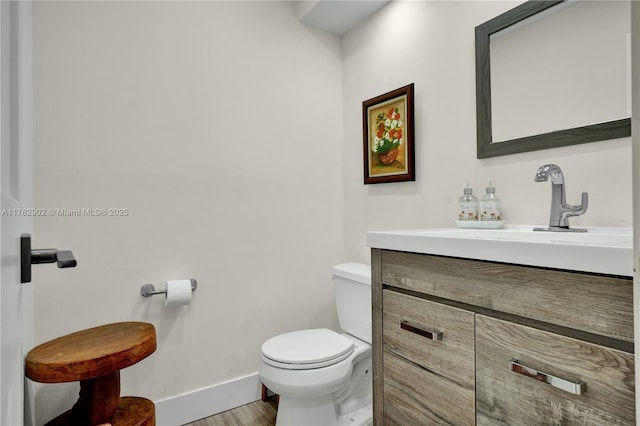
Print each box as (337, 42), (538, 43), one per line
(534, 164), (588, 232)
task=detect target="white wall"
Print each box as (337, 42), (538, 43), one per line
(342, 1), (633, 264)
(32, 1), (343, 423)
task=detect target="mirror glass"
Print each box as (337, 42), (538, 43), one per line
(475, 0), (631, 158)
(491, 1), (629, 142)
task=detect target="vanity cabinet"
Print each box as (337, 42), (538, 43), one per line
(371, 249), (634, 425)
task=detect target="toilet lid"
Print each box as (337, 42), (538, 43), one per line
(261, 329), (354, 369)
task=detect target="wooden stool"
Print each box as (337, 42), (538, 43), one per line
(26, 322), (157, 426)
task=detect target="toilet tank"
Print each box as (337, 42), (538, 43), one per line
(332, 263), (371, 343)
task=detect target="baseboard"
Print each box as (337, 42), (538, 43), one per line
(154, 372), (263, 425)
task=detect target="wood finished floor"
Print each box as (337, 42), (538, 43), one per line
(184, 398), (277, 426)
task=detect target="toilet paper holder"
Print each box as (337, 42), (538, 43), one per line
(140, 279), (198, 297)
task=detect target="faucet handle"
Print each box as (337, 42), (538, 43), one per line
(560, 192), (588, 226)
(576, 192), (588, 213)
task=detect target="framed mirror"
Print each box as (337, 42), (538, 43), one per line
(475, 0), (631, 159)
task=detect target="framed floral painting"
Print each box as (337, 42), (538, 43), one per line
(362, 83), (415, 184)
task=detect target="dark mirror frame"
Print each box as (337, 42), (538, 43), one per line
(475, 0), (631, 159)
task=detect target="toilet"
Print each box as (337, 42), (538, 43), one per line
(259, 263), (372, 426)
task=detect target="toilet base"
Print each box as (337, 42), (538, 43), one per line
(274, 395), (373, 426)
(276, 395), (337, 426)
(338, 403), (373, 426)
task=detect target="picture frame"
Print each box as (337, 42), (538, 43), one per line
(362, 83), (415, 184)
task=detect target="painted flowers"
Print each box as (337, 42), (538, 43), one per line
(373, 106), (403, 154)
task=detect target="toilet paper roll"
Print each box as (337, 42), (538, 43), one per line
(164, 279), (192, 307)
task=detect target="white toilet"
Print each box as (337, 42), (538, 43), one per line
(259, 263), (372, 426)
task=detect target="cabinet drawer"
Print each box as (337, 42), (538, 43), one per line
(381, 250), (633, 342)
(383, 350), (475, 425)
(476, 314), (635, 425)
(383, 290), (475, 388)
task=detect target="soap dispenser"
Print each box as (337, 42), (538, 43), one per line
(480, 178), (503, 221)
(458, 181), (478, 221)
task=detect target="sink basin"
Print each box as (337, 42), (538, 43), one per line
(367, 225), (632, 276)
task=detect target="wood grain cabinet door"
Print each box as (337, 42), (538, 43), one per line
(382, 290), (475, 425)
(476, 314), (635, 425)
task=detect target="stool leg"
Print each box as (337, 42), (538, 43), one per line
(70, 371), (120, 425)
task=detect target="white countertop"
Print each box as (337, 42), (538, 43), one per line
(367, 225), (633, 277)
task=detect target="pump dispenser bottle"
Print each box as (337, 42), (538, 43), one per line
(480, 178), (503, 221)
(458, 181), (478, 221)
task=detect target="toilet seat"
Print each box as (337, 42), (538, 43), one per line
(261, 329), (355, 370)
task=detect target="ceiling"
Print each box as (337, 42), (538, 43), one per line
(298, 0), (390, 36)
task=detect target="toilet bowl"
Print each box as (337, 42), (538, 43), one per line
(258, 263), (372, 426)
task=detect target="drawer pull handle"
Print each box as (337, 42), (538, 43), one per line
(400, 321), (442, 341)
(509, 359), (586, 395)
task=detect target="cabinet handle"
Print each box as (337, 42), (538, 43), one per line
(509, 359), (586, 395)
(400, 321), (442, 341)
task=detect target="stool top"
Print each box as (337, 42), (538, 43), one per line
(25, 322), (156, 383)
